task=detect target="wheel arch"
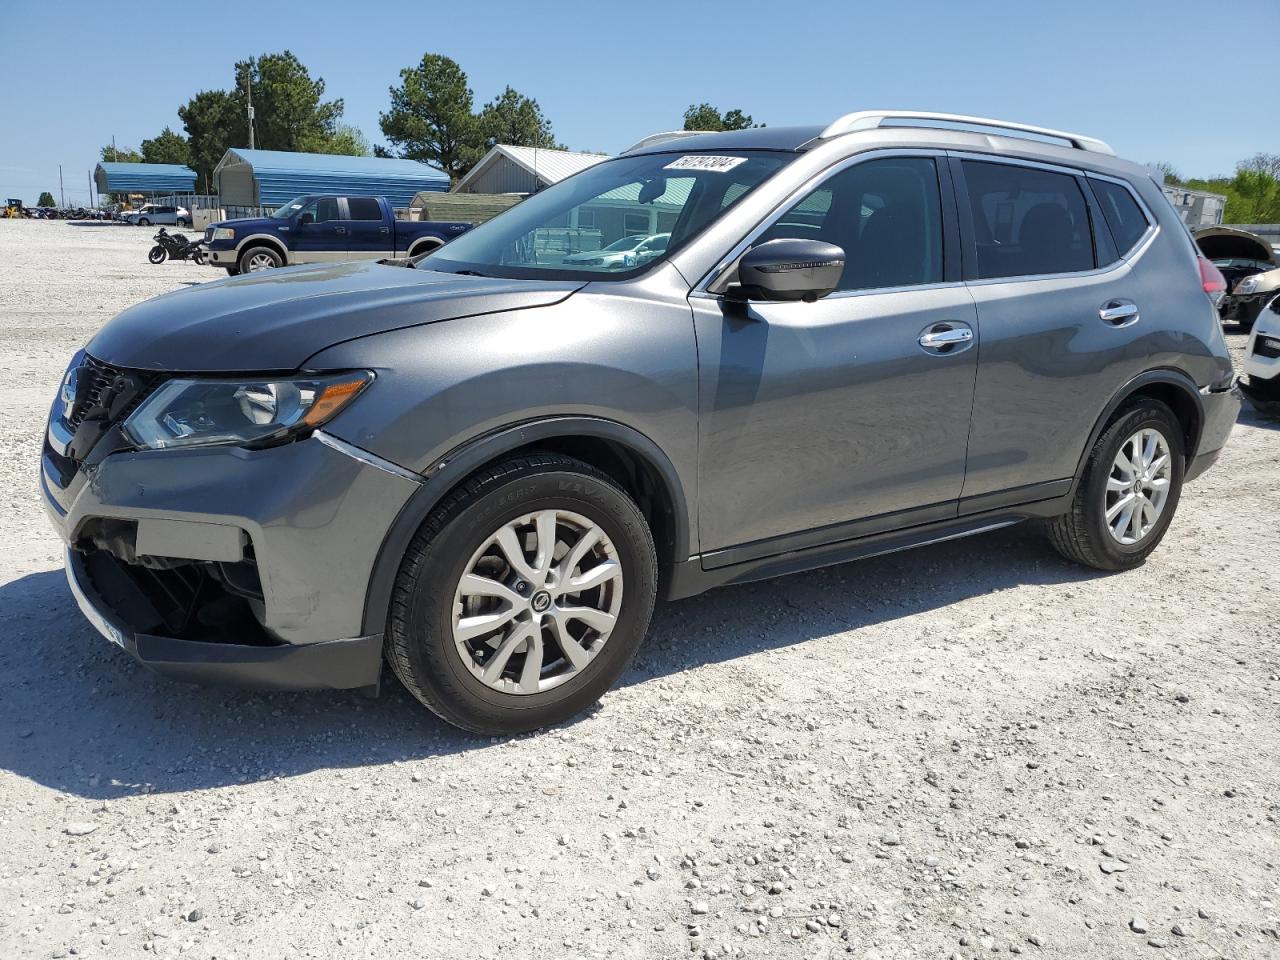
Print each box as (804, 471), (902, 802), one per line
(361, 416), (691, 638)
(407, 237), (443, 257)
(235, 234), (288, 264)
(1072, 369), (1204, 490)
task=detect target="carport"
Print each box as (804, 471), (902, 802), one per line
(211, 150), (449, 209)
(93, 162), (197, 197)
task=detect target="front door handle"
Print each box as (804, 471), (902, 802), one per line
(918, 323), (974, 353)
(1099, 300), (1139, 326)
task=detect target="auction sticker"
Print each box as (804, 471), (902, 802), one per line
(664, 155), (747, 173)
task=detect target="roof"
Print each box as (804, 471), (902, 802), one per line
(454, 145), (611, 192)
(624, 126), (824, 155)
(94, 162), (197, 194)
(213, 149), (449, 207)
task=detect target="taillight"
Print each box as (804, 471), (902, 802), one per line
(1198, 256), (1226, 295)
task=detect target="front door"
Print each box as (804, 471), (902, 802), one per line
(693, 155), (979, 563)
(291, 196), (344, 261)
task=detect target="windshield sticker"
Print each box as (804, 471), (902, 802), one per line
(664, 155), (747, 173)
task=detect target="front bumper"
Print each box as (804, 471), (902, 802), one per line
(43, 431), (422, 690)
(65, 548), (384, 689)
(205, 245), (237, 267)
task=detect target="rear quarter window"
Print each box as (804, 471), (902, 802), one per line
(1089, 178), (1150, 255)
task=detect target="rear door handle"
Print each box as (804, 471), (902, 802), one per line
(1099, 300), (1139, 326)
(918, 323), (974, 353)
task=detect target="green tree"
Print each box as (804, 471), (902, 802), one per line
(1149, 161), (1181, 186)
(100, 144), (143, 163)
(314, 123), (371, 157)
(477, 86), (559, 150)
(140, 126), (192, 166)
(379, 54), (480, 181)
(179, 88), (243, 186)
(682, 103), (759, 131)
(37, 191), (55, 207)
(234, 51), (345, 154)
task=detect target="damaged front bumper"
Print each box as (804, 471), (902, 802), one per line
(42, 430), (422, 691)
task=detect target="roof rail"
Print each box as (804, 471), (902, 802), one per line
(819, 110), (1114, 156)
(622, 130), (713, 153)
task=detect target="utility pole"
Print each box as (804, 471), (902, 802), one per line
(88, 170), (94, 207)
(246, 69), (256, 149)
(59, 165), (65, 207)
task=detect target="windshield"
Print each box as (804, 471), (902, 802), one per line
(271, 197), (307, 219)
(421, 150), (794, 280)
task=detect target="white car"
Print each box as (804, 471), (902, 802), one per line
(127, 204), (191, 227)
(1239, 295), (1280, 415)
(563, 233), (670, 269)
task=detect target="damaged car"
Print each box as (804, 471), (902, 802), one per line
(1239, 295), (1280, 414)
(1195, 226), (1280, 331)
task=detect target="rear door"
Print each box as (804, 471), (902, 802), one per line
(954, 157), (1154, 509)
(693, 153), (979, 562)
(343, 196), (394, 259)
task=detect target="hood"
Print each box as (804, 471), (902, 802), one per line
(1194, 227), (1277, 266)
(210, 216), (274, 231)
(87, 261), (582, 372)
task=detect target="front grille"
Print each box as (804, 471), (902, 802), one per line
(1254, 335), (1280, 360)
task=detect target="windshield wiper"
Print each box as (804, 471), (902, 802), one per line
(452, 269), (489, 278)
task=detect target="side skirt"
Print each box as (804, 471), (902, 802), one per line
(665, 494), (1069, 600)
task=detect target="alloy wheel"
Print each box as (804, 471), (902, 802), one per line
(1104, 427), (1172, 545)
(247, 252), (276, 272)
(452, 509), (623, 694)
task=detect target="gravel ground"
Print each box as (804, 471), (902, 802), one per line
(1, 218), (1277, 960)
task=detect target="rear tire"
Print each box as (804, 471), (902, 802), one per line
(1046, 399), (1184, 571)
(386, 453), (657, 735)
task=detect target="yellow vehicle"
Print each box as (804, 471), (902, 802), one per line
(3, 199), (26, 218)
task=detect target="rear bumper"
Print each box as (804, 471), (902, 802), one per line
(65, 549), (382, 690)
(1185, 385), (1241, 482)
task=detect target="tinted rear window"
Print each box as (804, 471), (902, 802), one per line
(1089, 178), (1149, 255)
(962, 160), (1094, 279)
(347, 197), (382, 221)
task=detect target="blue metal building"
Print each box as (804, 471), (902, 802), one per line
(94, 162), (198, 196)
(212, 149), (449, 208)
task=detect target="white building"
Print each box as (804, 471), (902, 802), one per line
(453, 145), (611, 195)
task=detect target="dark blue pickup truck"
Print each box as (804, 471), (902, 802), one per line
(204, 194), (472, 274)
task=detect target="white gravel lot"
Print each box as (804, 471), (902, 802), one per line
(0, 218), (1277, 960)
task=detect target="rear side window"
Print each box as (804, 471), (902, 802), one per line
(347, 197), (383, 221)
(1089, 178), (1149, 255)
(961, 161), (1094, 279)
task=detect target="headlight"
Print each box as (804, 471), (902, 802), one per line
(123, 371), (372, 450)
(212, 227), (236, 241)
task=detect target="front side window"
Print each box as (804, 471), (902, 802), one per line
(299, 197), (341, 223)
(1089, 178), (1149, 255)
(962, 161), (1094, 279)
(347, 197), (383, 221)
(760, 157), (944, 292)
(422, 150), (794, 280)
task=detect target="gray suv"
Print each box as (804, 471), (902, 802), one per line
(42, 111), (1239, 734)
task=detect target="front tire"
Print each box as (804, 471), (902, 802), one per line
(137, 218), (150, 226)
(1046, 399), (1184, 571)
(239, 245), (282, 273)
(147, 245), (167, 264)
(386, 453), (657, 734)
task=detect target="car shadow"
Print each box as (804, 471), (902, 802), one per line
(1237, 398), (1280, 430)
(0, 524), (1098, 799)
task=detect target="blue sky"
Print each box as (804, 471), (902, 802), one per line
(1, 0), (1274, 204)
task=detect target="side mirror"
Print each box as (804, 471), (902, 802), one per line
(298, 212), (314, 226)
(733, 239), (845, 302)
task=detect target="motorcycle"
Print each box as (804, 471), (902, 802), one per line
(148, 227), (206, 265)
